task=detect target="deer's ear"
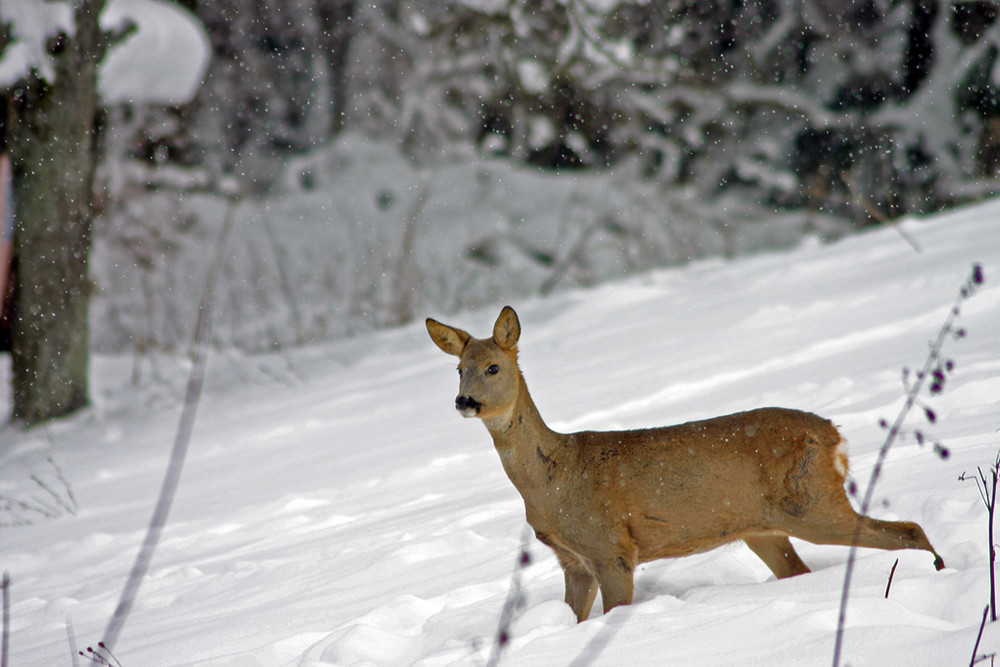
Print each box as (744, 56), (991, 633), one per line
(492, 306), (520, 351)
(426, 318), (471, 357)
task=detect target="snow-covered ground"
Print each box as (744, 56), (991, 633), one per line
(1, 198), (999, 666)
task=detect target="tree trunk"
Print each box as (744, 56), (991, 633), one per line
(316, 0), (356, 135)
(9, 0), (113, 426)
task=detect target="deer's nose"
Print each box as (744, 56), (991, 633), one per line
(455, 395), (482, 416)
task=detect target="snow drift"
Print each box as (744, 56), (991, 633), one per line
(1, 198), (999, 665)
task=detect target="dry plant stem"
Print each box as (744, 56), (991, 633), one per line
(80, 643), (120, 666)
(840, 172), (921, 253)
(985, 463), (998, 623)
(2, 571), (9, 667)
(832, 330), (938, 666)
(43, 456), (77, 513)
(970, 605), (991, 667)
(832, 266), (981, 667)
(30, 472), (76, 517)
(964, 455), (1000, 623)
(0, 457), (77, 527)
(67, 615), (80, 667)
(884, 559), (899, 599)
(259, 212), (306, 343)
(539, 208), (601, 296)
(101, 198), (237, 650)
(390, 177), (433, 326)
(486, 524), (532, 667)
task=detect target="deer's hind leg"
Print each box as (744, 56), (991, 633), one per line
(776, 435), (945, 571)
(744, 535), (811, 579)
(786, 492), (946, 571)
(851, 515), (945, 570)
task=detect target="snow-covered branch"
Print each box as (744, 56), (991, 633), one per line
(0, 0), (209, 105)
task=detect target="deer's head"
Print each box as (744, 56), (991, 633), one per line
(426, 306), (522, 422)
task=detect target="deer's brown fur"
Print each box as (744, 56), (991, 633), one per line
(426, 306), (945, 621)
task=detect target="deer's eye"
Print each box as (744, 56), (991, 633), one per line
(457, 367), (463, 378)
(487, 364), (500, 375)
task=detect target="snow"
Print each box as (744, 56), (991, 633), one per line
(1, 199), (999, 666)
(0, 0), (208, 104)
(0, 1), (70, 86)
(99, 0), (210, 105)
(92, 132), (849, 354)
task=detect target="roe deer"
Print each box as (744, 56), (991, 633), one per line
(426, 306), (945, 621)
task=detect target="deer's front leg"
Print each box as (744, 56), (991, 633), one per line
(594, 555), (636, 614)
(563, 566), (598, 622)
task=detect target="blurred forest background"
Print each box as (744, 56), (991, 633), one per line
(2, 0), (1000, 423)
(161, 0), (1000, 206)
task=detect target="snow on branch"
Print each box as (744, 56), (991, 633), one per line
(0, 0), (209, 105)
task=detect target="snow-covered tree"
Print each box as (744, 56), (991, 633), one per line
(0, 0), (208, 426)
(367, 0), (1000, 222)
(90, 1), (1000, 221)
(128, 0), (359, 191)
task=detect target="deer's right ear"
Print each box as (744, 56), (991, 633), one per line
(426, 318), (471, 357)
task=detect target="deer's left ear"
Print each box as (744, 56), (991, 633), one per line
(493, 306), (520, 351)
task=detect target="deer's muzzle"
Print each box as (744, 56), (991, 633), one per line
(455, 395), (482, 417)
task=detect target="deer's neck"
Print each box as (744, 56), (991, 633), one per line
(482, 374), (565, 490)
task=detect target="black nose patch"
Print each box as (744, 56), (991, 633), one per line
(455, 395), (482, 413)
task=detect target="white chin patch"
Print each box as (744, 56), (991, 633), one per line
(458, 407), (480, 418)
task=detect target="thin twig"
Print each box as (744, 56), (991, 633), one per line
(970, 605), (991, 667)
(962, 451), (1000, 623)
(840, 172), (921, 252)
(390, 176), (434, 326)
(833, 264), (984, 667)
(987, 462), (998, 624)
(2, 571), (9, 667)
(79, 642), (120, 666)
(67, 615), (80, 667)
(47, 456), (77, 513)
(0, 457), (77, 527)
(486, 524), (533, 667)
(258, 212), (306, 344)
(884, 559), (899, 599)
(100, 196), (238, 650)
(539, 187), (604, 297)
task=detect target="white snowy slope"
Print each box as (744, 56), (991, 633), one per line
(1, 199), (999, 666)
